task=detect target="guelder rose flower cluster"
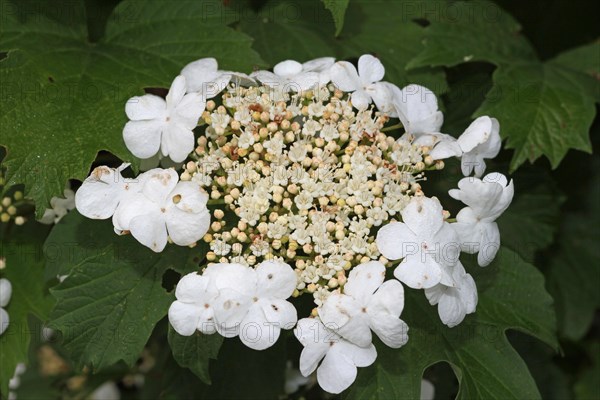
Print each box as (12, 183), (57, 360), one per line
(74, 54), (514, 394)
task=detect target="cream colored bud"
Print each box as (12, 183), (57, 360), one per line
(13, 191), (23, 201)
(273, 193), (283, 203)
(379, 256), (389, 264)
(237, 232), (248, 242)
(206, 251), (216, 261)
(326, 221), (336, 232)
(302, 243), (313, 254)
(247, 255), (257, 265)
(224, 195), (234, 204)
(287, 249), (296, 259)
(280, 119), (291, 130)
(346, 197), (357, 207)
(354, 205), (365, 215)
(327, 278), (339, 288)
(206, 100), (216, 111)
(214, 209), (225, 220)
(210, 190), (221, 200)
(15, 216), (25, 225)
(318, 196), (329, 207)
(211, 221), (222, 232)
(230, 120), (241, 131)
(257, 222), (268, 234)
(287, 184), (298, 195)
(291, 122), (301, 132)
(335, 230), (345, 241)
(203, 233), (213, 243)
(0, 213), (9, 223)
(180, 171), (191, 181)
(272, 240), (282, 250)
(238, 220), (248, 231)
(436, 160), (445, 170)
(232, 243), (243, 254)
(7, 205), (17, 215)
(307, 283), (317, 293)
(282, 198), (293, 210)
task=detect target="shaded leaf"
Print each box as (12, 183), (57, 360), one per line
(167, 326), (223, 384)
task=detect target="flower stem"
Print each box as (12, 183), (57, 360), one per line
(381, 123), (403, 132)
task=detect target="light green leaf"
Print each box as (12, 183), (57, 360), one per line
(0, 221), (54, 394)
(407, 0), (536, 69)
(322, 0), (350, 36)
(0, 0), (263, 217)
(345, 248), (557, 399)
(167, 326), (223, 384)
(46, 211), (191, 370)
(475, 62), (595, 170)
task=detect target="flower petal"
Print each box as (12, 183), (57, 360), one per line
(369, 312), (408, 348)
(204, 263), (257, 296)
(165, 206), (210, 246)
(394, 84), (443, 134)
(400, 196), (444, 238)
(478, 222), (500, 267)
(0, 308), (9, 336)
(368, 279), (404, 317)
(168, 181), (209, 214)
(330, 61), (361, 92)
(317, 345), (358, 394)
(125, 94), (166, 121)
(437, 288), (465, 327)
(255, 260), (297, 299)
(180, 58), (219, 93)
(343, 261), (386, 304)
(162, 123), (195, 163)
(168, 301), (201, 336)
(76, 166), (127, 219)
(376, 222), (416, 261)
(394, 255), (442, 289)
(175, 272), (211, 303)
(123, 120), (163, 160)
(212, 287), (251, 338)
(319, 293), (372, 347)
(0, 278), (12, 307)
(351, 90), (371, 110)
(142, 168), (179, 204)
(457, 116), (493, 153)
(174, 92), (205, 129)
(239, 304), (275, 350)
(302, 57), (335, 72)
(166, 75), (187, 108)
(260, 298), (298, 330)
(128, 210), (168, 252)
(357, 54), (384, 84)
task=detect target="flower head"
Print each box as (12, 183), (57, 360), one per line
(376, 196), (459, 289)
(449, 172), (514, 266)
(294, 317), (377, 394)
(0, 278), (12, 335)
(123, 75), (205, 162)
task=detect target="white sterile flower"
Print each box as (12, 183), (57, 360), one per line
(330, 54), (391, 111)
(210, 261), (298, 350)
(302, 57), (336, 86)
(112, 168), (211, 252)
(40, 187), (75, 224)
(123, 75), (205, 163)
(75, 164), (141, 220)
(252, 59), (325, 93)
(284, 361), (311, 394)
(421, 379), (436, 400)
(1, 278), (12, 336)
(391, 84), (443, 135)
(449, 172), (514, 266)
(294, 317), (377, 394)
(376, 196), (459, 289)
(181, 57), (255, 97)
(319, 261), (409, 348)
(430, 116), (501, 177)
(425, 262), (477, 327)
(168, 272), (218, 336)
(90, 381), (121, 400)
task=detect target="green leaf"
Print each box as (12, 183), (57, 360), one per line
(0, 0), (263, 217)
(321, 0), (349, 36)
(46, 211), (190, 370)
(551, 40), (600, 80)
(238, 1), (338, 66)
(0, 222), (54, 394)
(167, 326), (223, 384)
(408, 0), (536, 69)
(575, 342), (600, 400)
(338, 0), (447, 93)
(475, 62), (595, 170)
(345, 248), (557, 399)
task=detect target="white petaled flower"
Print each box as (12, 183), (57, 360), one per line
(123, 75), (205, 163)
(112, 168), (211, 252)
(294, 317), (377, 394)
(209, 261), (298, 350)
(75, 164), (141, 220)
(330, 54), (391, 110)
(430, 116), (501, 177)
(181, 57), (255, 97)
(449, 172), (514, 266)
(40, 187), (75, 224)
(252, 58), (333, 93)
(421, 379), (436, 400)
(376, 196), (459, 289)
(318, 261), (409, 348)
(0, 278), (12, 336)
(425, 262), (478, 327)
(284, 361), (311, 395)
(90, 381), (121, 400)
(168, 272), (218, 335)
(391, 84), (444, 135)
